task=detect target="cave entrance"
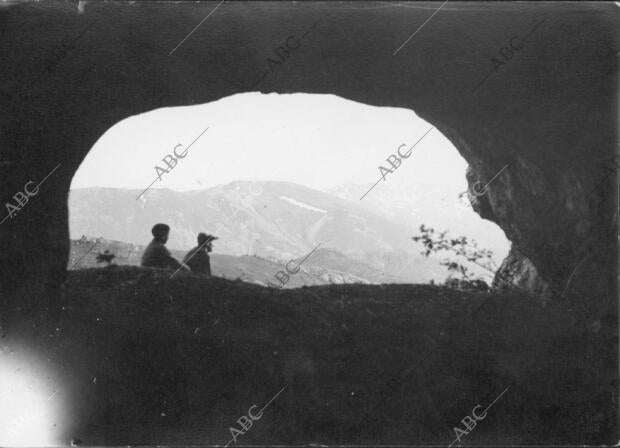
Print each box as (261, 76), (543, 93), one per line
(68, 92), (509, 286)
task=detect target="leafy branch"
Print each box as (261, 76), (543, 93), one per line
(411, 224), (497, 283)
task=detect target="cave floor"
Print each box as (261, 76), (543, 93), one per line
(2, 266), (617, 445)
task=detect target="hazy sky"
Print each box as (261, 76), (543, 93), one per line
(70, 92), (468, 193)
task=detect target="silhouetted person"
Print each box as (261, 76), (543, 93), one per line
(183, 232), (217, 276)
(141, 223), (186, 271)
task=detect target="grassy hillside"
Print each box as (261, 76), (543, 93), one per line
(4, 266), (617, 446)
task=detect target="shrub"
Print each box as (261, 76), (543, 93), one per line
(411, 224), (496, 288)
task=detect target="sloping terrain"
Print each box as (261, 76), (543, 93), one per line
(68, 182), (456, 282)
(68, 182), (419, 257)
(3, 267), (616, 446)
(67, 237), (411, 286)
(328, 181), (508, 256)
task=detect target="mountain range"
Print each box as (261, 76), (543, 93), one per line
(68, 180), (509, 284)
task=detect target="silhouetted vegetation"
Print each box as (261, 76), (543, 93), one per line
(96, 250), (116, 266)
(412, 224), (497, 289)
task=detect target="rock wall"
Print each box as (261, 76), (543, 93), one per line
(492, 245), (551, 299)
(0, 2), (618, 312)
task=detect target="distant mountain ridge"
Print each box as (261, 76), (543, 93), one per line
(68, 180), (501, 283)
(326, 181), (509, 256)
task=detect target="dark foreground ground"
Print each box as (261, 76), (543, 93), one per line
(2, 266), (617, 446)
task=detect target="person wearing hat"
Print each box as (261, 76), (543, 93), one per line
(183, 232), (217, 276)
(141, 223), (187, 271)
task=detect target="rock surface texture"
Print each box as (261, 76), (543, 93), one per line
(0, 2), (618, 312)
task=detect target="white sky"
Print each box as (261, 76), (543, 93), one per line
(70, 92), (468, 192)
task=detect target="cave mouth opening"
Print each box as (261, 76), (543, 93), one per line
(68, 92), (510, 286)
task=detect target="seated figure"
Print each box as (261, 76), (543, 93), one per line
(141, 223), (185, 270)
(183, 232), (217, 276)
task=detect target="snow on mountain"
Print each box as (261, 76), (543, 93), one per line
(278, 196), (327, 214)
